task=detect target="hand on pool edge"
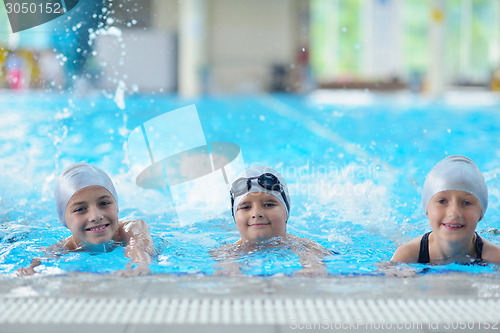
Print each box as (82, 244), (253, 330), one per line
(17, 266), (37, 276)
(295, 263), (328, 277)
(377, 262), (418, 278)
(17, 258), (41, 276)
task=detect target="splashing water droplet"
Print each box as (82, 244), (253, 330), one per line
(114, 81), (127, 110)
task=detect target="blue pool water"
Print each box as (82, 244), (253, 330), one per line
(1, 90), (500, 276)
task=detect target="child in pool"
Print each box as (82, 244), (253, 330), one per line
(213, 166), (330, 276)
(18, 162), (155, 276)
(391, 155), (500, 265)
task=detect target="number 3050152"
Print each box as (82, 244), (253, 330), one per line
(5, 2), (64, 14)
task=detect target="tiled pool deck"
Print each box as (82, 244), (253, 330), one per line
(1, 273), (499, 332)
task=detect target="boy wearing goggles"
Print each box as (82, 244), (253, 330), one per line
(214, 165), (329, 276)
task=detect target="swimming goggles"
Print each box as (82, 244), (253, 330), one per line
(230, 173), (290, 213)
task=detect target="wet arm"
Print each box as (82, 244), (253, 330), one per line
(120, 220), (155, 276)
(390, 241), (420, 263)
(291, 237), (329, 276)
(481, 239), (500, 266)
(380, 240), (422, 277)
(377, 261), (418, 277)
(210, 244), (243, 276)
(17, 258), (42, 276)
(17, 237), (72, 276)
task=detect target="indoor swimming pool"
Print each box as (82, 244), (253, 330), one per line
(1, 90), (500, 276)
(1, 90), (500, 331)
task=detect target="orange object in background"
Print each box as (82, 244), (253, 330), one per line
(491, 67), (500, 92)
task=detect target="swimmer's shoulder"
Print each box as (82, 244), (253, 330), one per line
(117, 219), (150, 237)
(480, 237), (500, 265)
(116, 219), (154, 251)
(285, 233), (312, 247)
(210, 242), (240, 259)
(118, 219), (148, 230)
(285, 233), (314, 242)
(52, 235), (79, 252)
(391, 235), (424, 263)
(285, 233), (319, 245)
(285, 234), (330, 255)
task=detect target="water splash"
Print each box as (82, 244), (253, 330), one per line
(88, 26), (123, 46)
(114, 80), (126, 110)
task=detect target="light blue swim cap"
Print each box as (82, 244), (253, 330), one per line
(55, 162), (118, 227)
(421, 155), (487, 218)
(231, 165), (290, 218)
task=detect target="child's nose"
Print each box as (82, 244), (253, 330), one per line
(251, 206), (263, 218)
(447, 200), (460, 217)
(88, 206), (103, 222)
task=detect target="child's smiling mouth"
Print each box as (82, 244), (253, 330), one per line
(86, 224), (110, 232)
(442, 223), (464, 230)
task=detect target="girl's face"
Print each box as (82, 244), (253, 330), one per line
(426, 190), (482, 243)
(64, 186), (119, 245)
(234, 192), (288, 243)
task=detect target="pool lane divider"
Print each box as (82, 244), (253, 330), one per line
(127, 104), (245, 225)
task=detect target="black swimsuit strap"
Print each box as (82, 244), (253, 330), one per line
(474, 232), (483, 259)
(419, 231), (483, 264)
(418, 232), (432, 264)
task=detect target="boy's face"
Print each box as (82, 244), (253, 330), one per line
(234, 192), (287, 243)
(64, 186), (119, 245)
(426, 190), (482, 243)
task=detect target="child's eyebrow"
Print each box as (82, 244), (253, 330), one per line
(70, 195), (112, 207)
(69, 201), (86, 207)
(238, 200), (250, 207)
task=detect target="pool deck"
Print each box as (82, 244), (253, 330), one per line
(1, 273), (500, 332)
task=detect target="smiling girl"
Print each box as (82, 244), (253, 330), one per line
(391, 155), (500, 265)
(18, 162), (154, 276)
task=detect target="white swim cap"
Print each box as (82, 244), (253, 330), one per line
(231, 165), (290, 218)
(421, 155), (487, 218)
(55, 162), (118, 227)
